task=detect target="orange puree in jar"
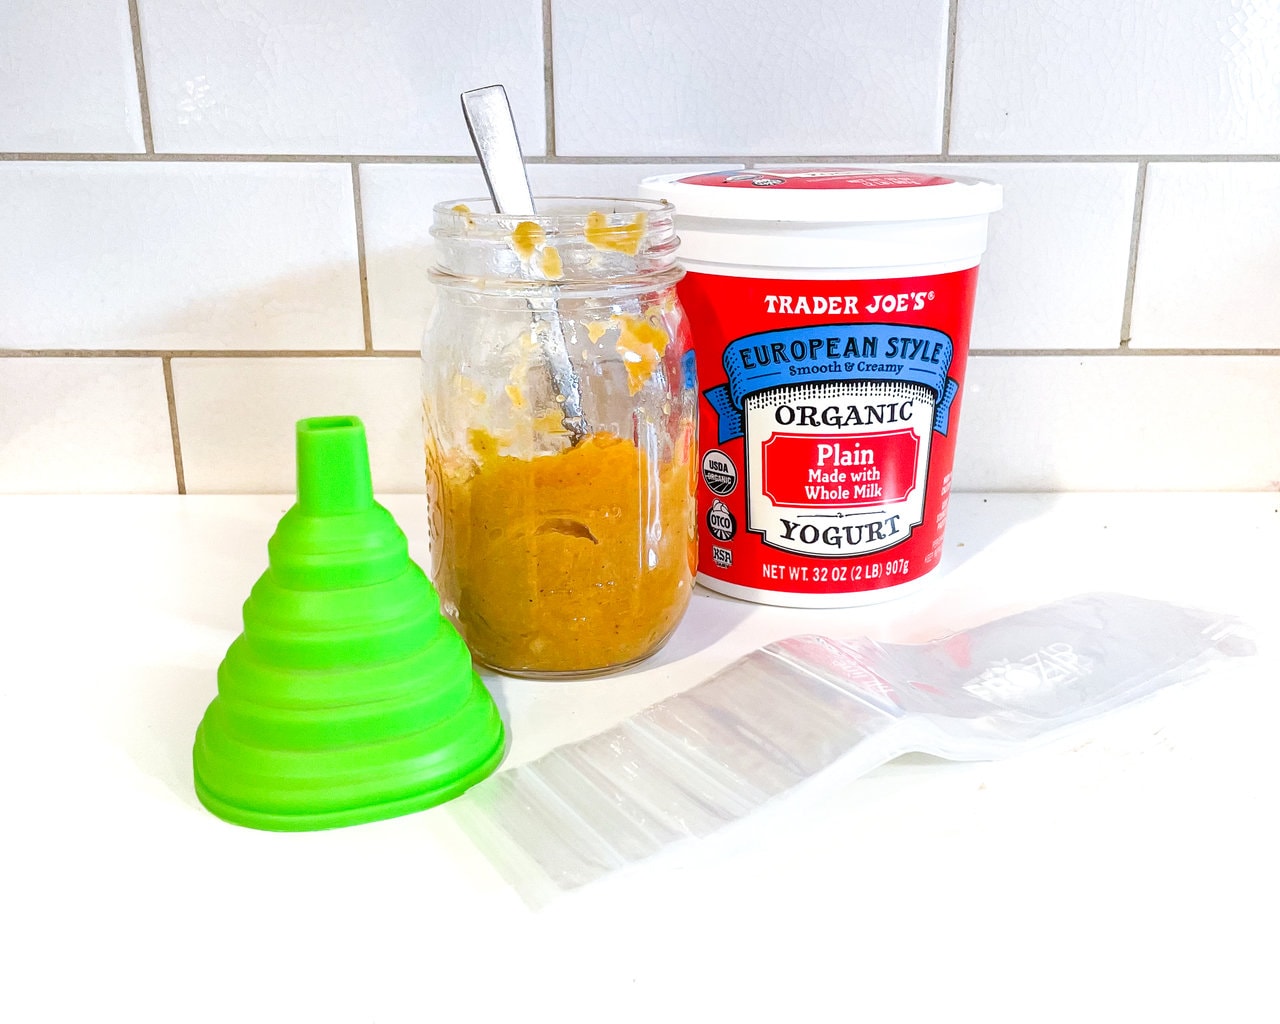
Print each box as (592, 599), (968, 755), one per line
(431, 431), (695, 675)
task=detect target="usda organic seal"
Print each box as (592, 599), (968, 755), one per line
(701, 449), (738, 496)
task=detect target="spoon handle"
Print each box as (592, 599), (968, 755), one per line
(459, 84), (590, 444)
(461, 85), (536, 217)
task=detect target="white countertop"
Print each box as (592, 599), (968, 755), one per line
(2, 493), (1277, 1022)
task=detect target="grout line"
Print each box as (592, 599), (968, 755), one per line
(961, 346), (1280, 357)
(3, 151), (1280, 165)
(946, 346), (1280, 357)
(0, 349), (418, 359)
(161, 357), (187, 494)
(126, 0), (155, 153)
(350, 164), (374, 351)
(3, 347), (1277, 360)
(542, 0), (556, 157)
(1119, 161), (1149, 347)
(940, 0), (960, 156)
(0, 152), (482, 164)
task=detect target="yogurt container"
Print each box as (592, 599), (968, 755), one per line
(638, 167), (1002, 607)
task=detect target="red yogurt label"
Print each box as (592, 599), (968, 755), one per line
(681, 268), (979, 597)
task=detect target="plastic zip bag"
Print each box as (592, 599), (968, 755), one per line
(451, 593), (1252, 904)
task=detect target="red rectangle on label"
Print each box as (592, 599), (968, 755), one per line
(760, 431), (919, 508)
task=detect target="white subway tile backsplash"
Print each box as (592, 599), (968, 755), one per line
(932, 163), (1138, 350)
(954, 355), (1280, 490)
(0, 162), (363, 351)
(951, 0), (1280, 155)
(172, 357), (421, 493)
(0, 358), (175, 493)
(524, 163), (747, 202)
(1, 1), (1277, 496)
(0, 3), (144, 153)
(358, 164), (486, 354)
(551, 0), (949, 156)
(359, 163), (739, 350)
(1130, 163), (1280, 350)
(137, 0), (546, 155)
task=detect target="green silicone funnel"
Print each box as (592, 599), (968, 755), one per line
(193, 415), (505, 830)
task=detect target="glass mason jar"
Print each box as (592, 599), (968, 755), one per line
(423, 197), (697, 678)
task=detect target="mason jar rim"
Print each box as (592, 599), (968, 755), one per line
(430, 195), (675, 239)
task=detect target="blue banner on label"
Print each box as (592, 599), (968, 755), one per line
(703, 322), (958, 444)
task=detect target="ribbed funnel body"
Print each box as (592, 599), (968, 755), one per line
(193, 416), (505, 830)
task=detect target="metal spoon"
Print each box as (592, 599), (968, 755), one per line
(461, 85), (589, 444)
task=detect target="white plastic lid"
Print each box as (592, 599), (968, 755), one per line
(638, 167), (1002, 224)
